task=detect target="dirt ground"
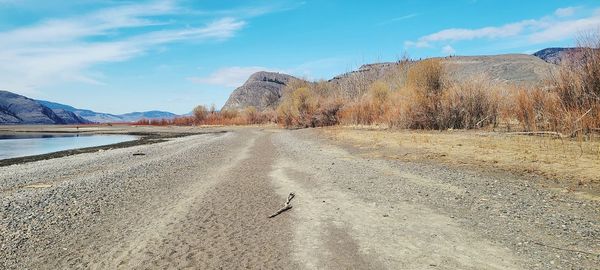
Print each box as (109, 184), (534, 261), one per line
(0, 126), (598, 269)
(322, 126), (600, 200)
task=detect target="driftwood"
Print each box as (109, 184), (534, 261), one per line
(268, 192), (295, 218)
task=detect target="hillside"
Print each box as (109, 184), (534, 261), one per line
(118, 111), (178, 122)
(221, 72), (303, 111)
(0, 91), (89, 125)
(443, 54), (556, 84)
(225, 53), (558, 110)
(533, 47), (579, 64)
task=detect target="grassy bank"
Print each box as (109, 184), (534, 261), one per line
(323, 127), (600, 198)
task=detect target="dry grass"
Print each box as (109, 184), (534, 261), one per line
(135, 106), (275, 126)
(336, 60), (500, 130)
(277, 84), (343, 128)
(323, 127), (600, 197)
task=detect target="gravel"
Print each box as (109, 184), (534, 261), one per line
(1, 127), (598, 269)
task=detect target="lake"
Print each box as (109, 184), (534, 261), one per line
(0, 133), (138, 160)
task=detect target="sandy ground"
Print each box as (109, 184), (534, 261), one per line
(0, 126), (598, 269)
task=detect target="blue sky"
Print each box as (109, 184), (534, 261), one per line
(1, 0), (599, 114)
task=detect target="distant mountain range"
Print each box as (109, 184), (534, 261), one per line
(0, 90), (90, 125)
(0, 90), (179, 125)
(37, 100), (178, 123)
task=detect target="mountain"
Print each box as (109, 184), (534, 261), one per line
(51, 109), (91, 124)
(37, 100), (122, 123)
(0, 90), (89, 125)
(37, 100), (178, 123)
(118, 111), (178, 122)
(224, 53), (558, 111)
(533, 47), (580, 64)
(222, 71), (303, 111)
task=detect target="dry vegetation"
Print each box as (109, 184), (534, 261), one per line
(135, 104), (276, 126)
(275, 58), (505, 130)
(323, 127), (600, 197)
(273, 34), (600, 136)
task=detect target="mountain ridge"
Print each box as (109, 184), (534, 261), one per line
(37, 100), (178, 123)
(0, 90), (90, 125)
(533, 47), (579, 64)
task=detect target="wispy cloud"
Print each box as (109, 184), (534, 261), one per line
(405, 7), (600, 50)
(379, 13), (419, 25)
(0, 1), (249, 93)
(555, 6), (577, 17)
(191, 1), (306, 18)
(405, 19), (537, 48)
(188, 66), (279, 88)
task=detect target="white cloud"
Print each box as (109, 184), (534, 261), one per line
(0, 1), (247, 93)
(408, 20), (537, 47)
(442, 45), (456, 55)
(405, 7), (600, 50)
(555, 7), (577, 17)
(189, 66), (278, 88)
(528, 15), (600, 43)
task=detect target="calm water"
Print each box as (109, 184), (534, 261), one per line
(0, 133), (138, 160)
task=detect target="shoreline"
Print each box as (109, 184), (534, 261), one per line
(0, 125), (228, 167)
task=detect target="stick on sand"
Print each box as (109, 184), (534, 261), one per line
(269, 192), (295, 218)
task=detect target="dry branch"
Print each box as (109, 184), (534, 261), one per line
(507, 131), (567, 138)
(268, 192), (295, 218)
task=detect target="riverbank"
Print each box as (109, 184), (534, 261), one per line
(1, 127), (598, 269)
(0, 125), (226, 167)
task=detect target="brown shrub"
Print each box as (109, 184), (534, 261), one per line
(220, 109), (239, 119)
(395, 59), (445, 129)
(548, 34), (600, 135)
(439, 78), (500, 129)
(406, 58), (444, 94)
(338, 81), (392, 126)
(193, 105), (208, 123)
(243, 106), (275, 124)
(339, 99), (374, 126)
(311, 100), (343, 127)
(136, 106), (275, 127)
(277, 87), (319, 128)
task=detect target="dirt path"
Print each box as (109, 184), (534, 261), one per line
(1, 128), (598, 269)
